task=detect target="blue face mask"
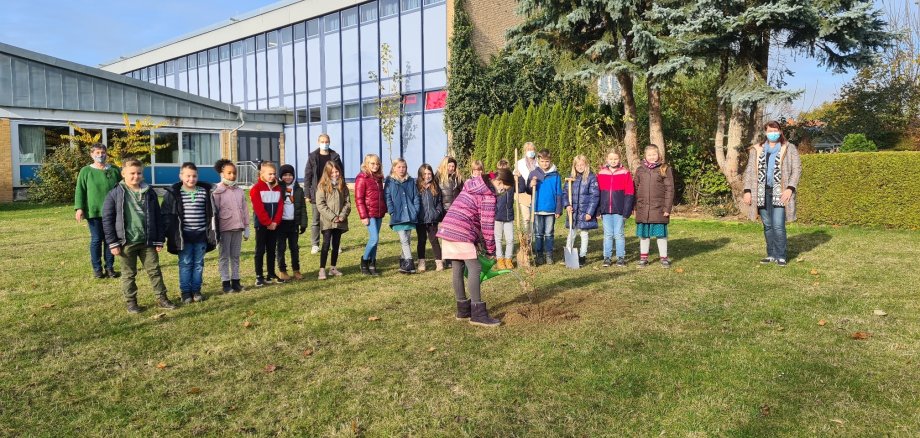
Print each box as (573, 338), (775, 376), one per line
(766, 132), (781, 143)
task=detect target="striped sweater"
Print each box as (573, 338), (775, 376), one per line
(436, 177), (496, 256)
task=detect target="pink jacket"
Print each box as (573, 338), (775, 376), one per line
(436, 177), (496, 256)
(211, 183), (250, 233)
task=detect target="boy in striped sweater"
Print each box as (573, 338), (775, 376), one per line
(163, 162), (217, 304)
(250, 162), (285, 287)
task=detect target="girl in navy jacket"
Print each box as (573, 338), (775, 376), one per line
(562, 155), (599, 265)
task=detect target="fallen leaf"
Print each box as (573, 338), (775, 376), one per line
(675, 267), (685, 274)
(831, 419), (845, 425)
(151, 312), (167, 320)
(243, 320), (253, 328)
(427, 347), (436, 353)
(187, 387), (201, 394)
(368, 316), (381, 322)
(809, 269), (819, 276)
(851, 331), (871, 340)
(59, 261), (65, 267)
(156, 362), (168, 370)
(302, 349), (314, 357)
(263, 364), (278, 373)
(873, 309), (888, 317)
(818, 319), (827, 326)
(760, 404), (771, 416)
(813, 282), (820, 286)
(40, 303), (55, 309)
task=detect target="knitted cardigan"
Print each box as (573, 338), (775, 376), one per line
(436, 177), (496, 256)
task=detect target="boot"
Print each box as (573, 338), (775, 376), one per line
(360, 258), (371, 275)
(535, 253), (545, 266)
(231, 279), (244, 292)
(456, 299), (472, 320)
(369, 257), (380, 276)
(417, 259), (427, 273)
(276, 271), (291, 281)
(222, 280), (232, 293)
(545, 252), (554, 265)
(157, 296), (177, 310)
(126, 298), (141, 314)
(435, 260), (444, 271)
(293, 270), (304, 280)
(504, 258), (514, 270)
(470, 301), (501, 327)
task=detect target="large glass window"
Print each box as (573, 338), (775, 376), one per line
(362, 100), (377, 118)
(324, 30), (341, 88)
(327, 105), (342, 121)
(294, 35), (306, 96)
(198, 51), (209, 98)
(182, 133), (221, 165)
(294, 22), (305, 41)
(380, 0), (398, 17)
(256, 34), (268, 108)
(220, 45), (231, 103)
(342, 26), (359, 85)
(343, 102), (360, 120)
(403, 93), (422, 113)
(324, 13), (340, 33)
(296, 109), (308, 124)
(154, 131), (179, 164)
(423, 3), (448, 73)
(307, 38), (321, 91)
(282, 28), (295, 99)
(402, 0), (421, 11)
(209, 48), (220, 100)
(306, 19), (319, 37)
(360, 3), (377, 22)
(245, 37), (257, 108)
(401, 8), (422, 75)
(267, 31), (281, 106)
(165, 60), (176, 88)
(341, 7), (358, 28)
(178, 57), (188, 92)
(309, 107), (321, 123)
(17, 125), (69, 163)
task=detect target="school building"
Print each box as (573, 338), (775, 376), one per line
(0, 0), (520, 202)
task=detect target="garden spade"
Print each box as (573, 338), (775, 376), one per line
(564, 177), (580, 269)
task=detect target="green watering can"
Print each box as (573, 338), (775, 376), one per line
(464, 253), (512, 282)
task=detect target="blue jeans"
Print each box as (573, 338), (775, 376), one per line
(759, 187), (788, 260)
(533, 214), (556, 254)
(602, 214), (626, 259)
(363, 217), (383, 260)
(178, 241), (206, 295)
(86, 217), (114, 272)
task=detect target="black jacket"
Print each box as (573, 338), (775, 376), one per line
(303, 149), (343, 202)
(161, 182), (217, 254)
(281, 180), (308, 229)
(494, 189), (515, 222)
(417, 185), (444, 225)
(102, 183), (166, 250)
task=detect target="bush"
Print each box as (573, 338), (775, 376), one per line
(28, 144), (90, 204)
(839, 133), (878, 152)
(797, 151), (920, 229)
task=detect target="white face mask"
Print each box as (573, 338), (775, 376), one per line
(93, 154), (107, 164)
(319, 142), (330, 151)
(526, 151), (536, 159)
(331, 177), (339, 186)
(221, 178), (237, 187)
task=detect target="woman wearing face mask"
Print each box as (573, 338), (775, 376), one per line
(74, 143), (122, 279)
(743, 121), (802, 267)
(514, 142), (538, 233)
(437, 168), (515, 327)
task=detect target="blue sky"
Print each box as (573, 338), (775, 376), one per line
(0, 0), (899, 116)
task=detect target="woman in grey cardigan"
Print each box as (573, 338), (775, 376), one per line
(743, 120), (802, 266)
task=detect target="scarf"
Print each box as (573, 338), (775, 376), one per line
(643, 160), (660, 169)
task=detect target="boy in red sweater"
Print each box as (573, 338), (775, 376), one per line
(250, 162), (285, 287)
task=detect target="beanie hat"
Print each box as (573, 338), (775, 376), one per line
(279, 164), (295, 178)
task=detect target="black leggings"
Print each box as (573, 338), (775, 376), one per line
(416, 223), (442, 260)
(321, 229), (343, 268)
(451, 258), (482, 302)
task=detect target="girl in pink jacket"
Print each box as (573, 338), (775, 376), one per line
(211, 159), (250, 293)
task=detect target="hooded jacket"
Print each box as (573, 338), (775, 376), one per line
(211, 182), (250, 235)
(102, 182), (166, 249)
(634, 163), (675, 224)
(279, 164), (308, 230)
(436, 177), (497, 256)
(562, 171), (600, 230)
(161, 181), (217, 254)
(355, 171), (387, 219)
(384, 175), (420, 227)
(529, 165), (563, 215)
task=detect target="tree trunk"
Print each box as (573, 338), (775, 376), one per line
(647, 81), (666, 160)
(617, 72), (641, 170)
(724, 102), (750, 217)
(714, 54), (729, 173)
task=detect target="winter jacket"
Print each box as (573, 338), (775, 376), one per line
(634, 163), (675, 224)
(303, 149), (343, 202)
(436, 172), (463, 211)
(562, 171), (600, 230)
(316, 184), (351, 232)
(102, 182), (166, 249)
(354, 171), (387, 219)
(436, 177), (497, 256)
(743, 142), (802, 222)
(250, 178), (284, 229)
(281, 180), (308, 230)
(529, 165), (563, 215)
(596, 166), (635, 218)
(211, 183), (250, 235)
(384, 176), (420, 227)
(417, 184), (445, 225)
(161, 182), (218, 254)
(494, 188), (515, 222)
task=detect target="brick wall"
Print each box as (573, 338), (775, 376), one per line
(448, 0), (523, 64)
(0, 119), (13, 203)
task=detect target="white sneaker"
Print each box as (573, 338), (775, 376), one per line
(311, 245), (319, 254)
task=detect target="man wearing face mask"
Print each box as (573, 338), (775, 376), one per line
(74, 143), (122, 279)
(303, 133), (344, 254)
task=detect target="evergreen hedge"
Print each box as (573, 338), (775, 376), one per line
(797, 151), (920, 229)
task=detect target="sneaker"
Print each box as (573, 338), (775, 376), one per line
(660, 258), (671, 268)
(534, 254), (545, 266)
(126, 300), (141, 314)
(616, 257), (627, 267)
(106, 269), (121, 279)
(603, 258), (612, 267)
(545, 253), (554, 265)
(264, 276), (275, 285)
(578, 256), (587, 266)
(776, 259), (787, 267)
(328, 267), (343, 277)
(94, 270), (106, 279)
(231, 279), (244, 292)
(157, 297), (177, 310)
(255, 276), (266, 287)
(193, 293), (205, 302)
(760, 257), (775, 264)
(637, 259), (649, 268)
(182, 297), (194, 305)
(222, 280), (232, 293)
(270, 276), (286, 284)
(318, 268), (327, 280)
(311, 245), (320, 254)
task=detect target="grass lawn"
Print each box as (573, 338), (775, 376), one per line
(1, 201), (919, 437)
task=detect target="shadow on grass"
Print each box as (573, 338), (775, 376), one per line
(667, 237), (731, 261)
(787, 230), (832, 259)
